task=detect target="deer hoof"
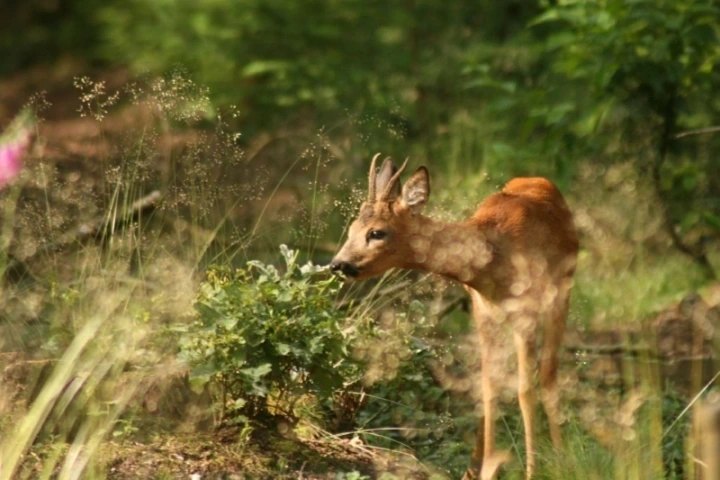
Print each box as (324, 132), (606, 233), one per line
(480, 450), (512, 480)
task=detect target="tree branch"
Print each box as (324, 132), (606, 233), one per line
(652, 97), (716, 279)
(675, 126), (720, 139)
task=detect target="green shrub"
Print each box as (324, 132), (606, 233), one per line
(179, 245), (361, 425)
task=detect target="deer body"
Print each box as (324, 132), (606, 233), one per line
(331, 155), (578, 480)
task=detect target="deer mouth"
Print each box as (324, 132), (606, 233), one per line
(329, 261), (361, 278)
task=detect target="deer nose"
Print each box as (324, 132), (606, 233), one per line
(329, 260), (360, 277)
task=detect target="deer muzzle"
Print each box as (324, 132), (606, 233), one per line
(329, 260), (360, 278)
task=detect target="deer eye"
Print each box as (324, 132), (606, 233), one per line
(367, 229), (387, 242)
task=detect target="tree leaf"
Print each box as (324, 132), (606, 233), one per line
(242, 60), (291, 77)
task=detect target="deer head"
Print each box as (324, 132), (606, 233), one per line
(330, 154), (430, 279)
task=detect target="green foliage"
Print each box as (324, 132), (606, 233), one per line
(660, 388), (692, 480)
(94, 1), (547, 137)
(0, 0), (106, 73)
(571, 251), (707, 328)
(534, 0), (720, 275)
(537, 0), (720, 106)
(98, 0), (412, 125)
(180, 245), (360, 424)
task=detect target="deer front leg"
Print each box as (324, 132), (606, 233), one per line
(463, 290), (510, 480)
(465, 337), (510, 480)
(462, 344), (494, 480)
(463, 342), (502, 480)
(462, 425), (484, 480)
(479, 346), (501, 480)
(515, 331), (538, 479)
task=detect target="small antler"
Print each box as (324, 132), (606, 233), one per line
(367, 152), (382, 201)
(379, 156), (409, 201)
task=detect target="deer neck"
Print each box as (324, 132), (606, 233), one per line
(402, 215), (500, 292)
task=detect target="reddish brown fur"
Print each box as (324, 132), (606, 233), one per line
(473, 177), (578, 273)
(331, 158), (579, 480)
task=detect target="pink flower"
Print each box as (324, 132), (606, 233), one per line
(0, 135), (28, 188)
(0, 110), (33, 189)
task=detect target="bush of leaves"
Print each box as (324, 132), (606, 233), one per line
(179, 245), (361, 425)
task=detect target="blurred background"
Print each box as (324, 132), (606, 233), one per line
(1, 1), (720, 479)
(3, 0), (720, 261)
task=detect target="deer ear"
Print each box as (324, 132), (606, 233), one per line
(376, 157), (401, 201)
(400, 167), (430, 213)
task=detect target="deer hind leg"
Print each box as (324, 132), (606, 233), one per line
(515, 330), (538, 479)
(538, 294), (568, 449)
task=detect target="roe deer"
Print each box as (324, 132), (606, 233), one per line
(330, 154), (579, 480)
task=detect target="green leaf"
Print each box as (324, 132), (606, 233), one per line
(242, 60), (291, 77)
(529, 9), (561, 26)
(231, 347), (247, 366)
(241, 363), (272, 380)
(682, 175), (697, 191)
(703, 212), (720, 231)
(187, 373), (211, 394)
(545, 32), (577, 50)
(229, 398), (246, 411)
(489, 142), (515, 157)
(219, 316), (239, 329)
(463, 78), (516, 93)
